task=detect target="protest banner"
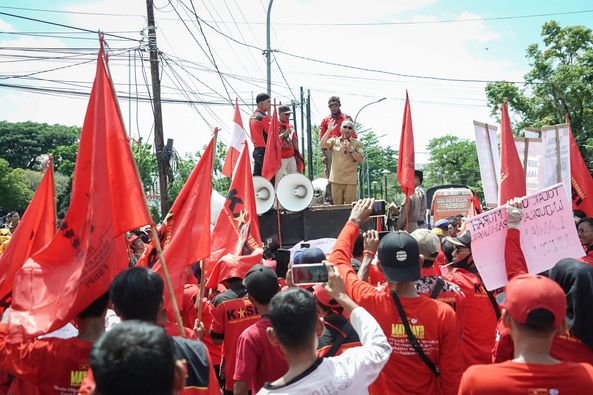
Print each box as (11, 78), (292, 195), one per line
(474, 121), (500, 207)
(514, 137), (543, 195)
(466, 184), (583, 290)
(431, 188), (474, 223)
(541, 124), (571, 200)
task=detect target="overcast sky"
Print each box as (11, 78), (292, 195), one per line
(1, 0), (592, 165)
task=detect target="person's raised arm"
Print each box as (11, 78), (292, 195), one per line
(357, 230), (379, 282)
(320, 119), (335, 149)
(505, 197), (528, 280)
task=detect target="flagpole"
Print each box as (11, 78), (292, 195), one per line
(197, 129), (219, 323)
(98, 32), (186, 336)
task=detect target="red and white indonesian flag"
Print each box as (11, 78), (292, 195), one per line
(222, 99), (248, 177)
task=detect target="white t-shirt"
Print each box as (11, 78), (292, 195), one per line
(257, 307), (391, 395)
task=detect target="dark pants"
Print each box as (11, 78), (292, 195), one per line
(253, 147), (265, 176)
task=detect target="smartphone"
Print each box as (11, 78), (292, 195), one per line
(378, 231), (390, 241)
(275, 249), (291, 278)
(291, 263), (329, 285)
(352, 200), (386, 216)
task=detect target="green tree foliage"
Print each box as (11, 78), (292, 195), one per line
(485, 21), (593, 163)
(0, 121), (79, 168)
(0, 159), (34, 214)
(131, 137), (157, 193)
(424, 135), (482, 193)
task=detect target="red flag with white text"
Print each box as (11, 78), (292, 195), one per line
(567, 115), (593, 216)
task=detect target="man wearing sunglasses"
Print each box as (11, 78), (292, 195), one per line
(320, 119), (364, 205)
(319, 97), (355, 203)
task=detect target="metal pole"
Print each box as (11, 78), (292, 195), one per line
(300, 87), (305, 155)
(306, 90), (313, 180)
(291, 100), (297, 140)
(128, 51), (131, 137)
(354, 97), (386, 126)
(146, 0), (170, 215)
(266, 0), (274, 97)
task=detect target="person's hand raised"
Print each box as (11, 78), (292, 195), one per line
(349, 198), (374, 227)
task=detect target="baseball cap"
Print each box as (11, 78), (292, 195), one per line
(434, 219), (449, 230)
(432, 228), (444, 237)
(445, 231), (471, 249)
(411, 229), (440, 261)
(243, 264), (280, 304)
(256, 93), (271, 103)
(298, 247), (326, 264)
(278, 105), (291, 114)
(377, 231), (420, 282)
(501, 274), (566, 328)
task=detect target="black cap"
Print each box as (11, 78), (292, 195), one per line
(256, 93), (271, 104)
(377, 231), (420, 282)
(299, 247), (326, 264)
(243, 264), (279, 304)
(445, 231), (472, 249)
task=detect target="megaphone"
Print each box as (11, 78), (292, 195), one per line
(253, 176), (276, 214)
(211, 189), (226, 225)
(277, 174), (314, 212)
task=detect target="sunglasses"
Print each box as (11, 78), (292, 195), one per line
(342, 125), (354, 130)
(328, 103), (340, 108)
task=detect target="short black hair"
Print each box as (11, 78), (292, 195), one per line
(352, 234), (364, 258)
(328, 96), (340, 104)
(516, 308), (556, 334)
(57, 211), (66, 219)
(110, 267), (163, 321)
(414, 170), (423, 184)
(268, 288), (318, 352)
(77, 291), (110, 319)
(90, 320), (175, 395)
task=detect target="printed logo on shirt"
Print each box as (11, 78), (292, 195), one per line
(391, 322), (424, 339)
(226, 303), (258, 321)
(70, 370), (86, 386)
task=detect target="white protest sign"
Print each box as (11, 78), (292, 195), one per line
(466, 184), (583, 290)
(514, 137), (543, 195)
(474, 121), (500, 207)
(540, 124), (571, 200)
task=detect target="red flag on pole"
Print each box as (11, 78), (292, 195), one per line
(398, 91), (416, 198)
(498, 99), (526, 205)
(222, 99), (248, 177)
(8, 41), (151, 341)
(205, 142), (263, 288)
(0, 157), (56, 301)
(152, 135), (215, 316)
(567, 114), (593, 216)
(262, 102), (282, 181)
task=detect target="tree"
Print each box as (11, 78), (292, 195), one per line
(424, 135), (482, 193)
(0, 159), (33, 214)
(130, 138), (157, 193)
(485, 21), (593, 164)
(0, 121), (79, 168)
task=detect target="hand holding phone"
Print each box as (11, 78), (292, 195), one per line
(291, 263), (329, 285)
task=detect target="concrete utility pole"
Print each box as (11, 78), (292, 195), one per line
(265, 0), (274, 96)
(146, 0), (170, 215)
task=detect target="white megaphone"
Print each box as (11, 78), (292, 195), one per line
(277, 174), (314, 212)
(211, 189), (226, 225)
(253, 176), (276, 214)
(311, 177), (329, 206)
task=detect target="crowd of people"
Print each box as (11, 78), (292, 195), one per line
(1, 193), (593, 394)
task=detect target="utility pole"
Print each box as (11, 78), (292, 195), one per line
(146, 0), (169, 216)
(300, 87), (305, 156)
(306, 90), (313, 180)
(265, 0), (274, 96)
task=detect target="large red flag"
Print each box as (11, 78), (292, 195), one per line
(205, 142), (263, 288)
(567, 115), (593, 216)
(8, 42), (151, 341)
(152, 135), (215, 316)
(222, 99), (248, 177)
(0, 157), (56, 301)
(498, 100), (526, 205)
(398, 91), (415, 198)
(262, 102), (282, 181)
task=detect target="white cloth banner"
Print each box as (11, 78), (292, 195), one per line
(540, 124), (571, 200)
(474, 121), (500, 207)
(514, 137), (543, 195)
(466, 184), (583, 290)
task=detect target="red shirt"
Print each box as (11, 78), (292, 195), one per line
(443, 267), (498, 370)
(331, 221), (462, 395)
(209, 289), (260, 391)
(578, 247), (593, 268)
(319, 112), (356, 140)
(233, 318), (287, 392)
(0, 323), (92, 395)
(279, 121), (298, 159)
(459, 360), (593, 395)
(249, 111), (271, 148)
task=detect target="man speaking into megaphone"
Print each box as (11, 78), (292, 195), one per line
(320, 119), (364, 205)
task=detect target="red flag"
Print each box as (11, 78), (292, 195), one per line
(498, 100), (526, 205)
(222, 99), (248, 177)
(0, 157), (56, 301)
(152, 136), (215, 316)
(205, 142), (263, 288)
(567, 115), (593, 216)
(262, 102), (282, 181)
(398, 92), (415, 198)
(8, 43), (150, 341)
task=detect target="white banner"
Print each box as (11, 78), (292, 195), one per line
(541, 124), (571, 200)
(474, 121), (500, 208)
(514, 137), (543, 195)
(466, 184), (583, 290)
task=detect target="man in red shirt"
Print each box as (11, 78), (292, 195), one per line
(459, 274), (593, 394)
(233, 264), (287, 394)
(208, 274), (260, 395)
(276, 105), (300, 183)
(0, 292), (109, 395)
(331, 199), (461, 395)
(249, 93), (271, 177)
